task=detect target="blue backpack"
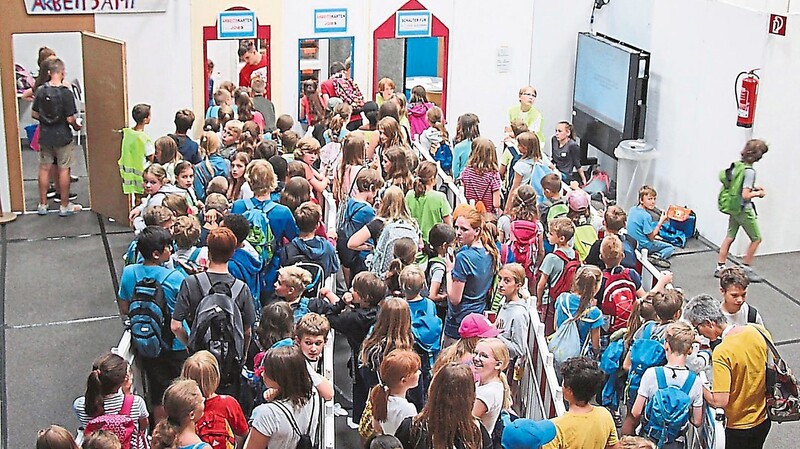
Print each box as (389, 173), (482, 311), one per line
(642, 367), (697, 448)
(410, 299), (443, 367)
(242, 198), (277, 263)
(433, 140), (453, 174)
(627, 322), (667, 400)
(599, 338), (626, 409)
(128, 275), (175, 358)
(293, 298), (311, 323)
(529, 160), (552, 204)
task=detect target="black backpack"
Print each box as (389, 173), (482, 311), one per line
(188, 273), (246, 386)
(128, 277), (174, 359)
(38, 85), (65, 125)
(273, 395), (317, 449)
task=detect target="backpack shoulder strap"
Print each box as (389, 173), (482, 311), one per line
(120, 394), (134, 417)
(305, 393), (317, 435)
(196, 272), (213, 295)
(750, 324), (781, 361)
(642, 321), (655, 340)
(230, 279), (245, 301)
(680, 371), (697, 395)
(262, 200), (278, 215)
(271, 401), (302, 436)
(244, 197), (255, 211)
(747, 304), (759, 324)
(655, 367), (667, 390)
(189, 247), (202, 262)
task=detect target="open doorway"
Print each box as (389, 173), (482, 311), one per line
(373, 1), (449, 113)
(12, 32), (89, 213)
(298, 37), (354, 123)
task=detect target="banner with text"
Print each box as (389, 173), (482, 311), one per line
(218, 10), (257, 39)
(25, 0), (168, 14)
(314, 8), (348, 33)
(396, 10), (431, 38)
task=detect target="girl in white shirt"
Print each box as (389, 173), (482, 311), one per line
(369, 349), (422, 436)
(471, 337), (512, 436)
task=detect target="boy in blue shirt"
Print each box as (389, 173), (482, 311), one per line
(221, 213), (263, 303)
(627, 185), (674, 269)
(117, 226), (187, 423)
(230, 159), (299, 302)
(169, 109), (201, 164)
(278, 201), (340, 278)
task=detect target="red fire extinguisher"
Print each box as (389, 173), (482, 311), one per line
(736, 69), (759, 128)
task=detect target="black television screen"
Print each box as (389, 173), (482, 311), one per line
(572, 33), (649, 159)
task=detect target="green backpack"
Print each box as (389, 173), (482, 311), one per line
(718, 161), (749, 215)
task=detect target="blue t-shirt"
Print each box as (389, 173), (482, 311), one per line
(118, 264), (188, 351)
(445, 245), (494, 338)
(554, 292), (603, 345)
(231, 198), (299, 295)
(452, 139), (472, 180)
(345, 198), (376, 260)
(627, 205), (657, 247)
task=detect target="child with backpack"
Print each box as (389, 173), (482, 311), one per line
(128, 164), (188, 232)
(551, 265), (604, 360)
(220, 214), (263, 303)
(499, 120), (529, 201)
(547, 357), (619, 449)
(230, 159), (299, 302)
(505, 185), (545, 289)
(620, 290), (684, 436)
(566, 189), (598, 261)
(598, 235), (646, 337)
(539, 174), (569, 254)
(384, 238), (418, 296)
(194, 131), (230, 202)
(181, 351), (248, 449)
(278, 201), (340, 278)
(423, 223), (457, 320)
(150, 379), (209, 449)
(174, 161), (200, 210)
(73, 353), (149, 449)
(399, 265), (443, 408)
(406, 161), (454, 242)
(452, 113), (481, 180)
(418, 106), (452, 175)
(339, 169), (383, 283)
(274, 265), (317, 320)
(172, 215), (204, 275)
(363, 350), (422, 438)
(170, 109), (201, 164)
(536, 217), (579, 335)
(123, 205), (176, 266)
(719, 266), (764, 326)
(117, 226), (187, 423)
(627, 185), (674, 270)
(716, 139), (769, 282)
(496, 263), (532, 379)
(585, 205), (638, 270)
(460, 137), (502, 216)
(361, 187), (421, 277)
(506, 131), (554, 208)
(630, 322), (703, 448)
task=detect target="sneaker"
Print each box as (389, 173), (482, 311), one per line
(714, 264), (726, 278)
(59, 202), (82, 217)
(648, 255), (671, 269)
(70, 175), (79, 183)
(346, 417), (359, 429)
(46, 186), (57, 199)
(742, 266), (764, 283)
(37, 203), (48, 216)
(53, 192), (78, 203)
(608, 407), (623, 428)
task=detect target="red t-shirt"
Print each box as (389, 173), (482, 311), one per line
(198, 394), (249, 439)
(239, 56), (268, 88)
(321, 77), (361, 123)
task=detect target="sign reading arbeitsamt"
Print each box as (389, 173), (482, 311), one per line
(24, 0), (168, 14)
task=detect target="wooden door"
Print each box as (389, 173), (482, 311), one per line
(81, 32), (130, 223)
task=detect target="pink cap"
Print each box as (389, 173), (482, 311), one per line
(459, 313), (501, 338)
(567, 189), (590, 211)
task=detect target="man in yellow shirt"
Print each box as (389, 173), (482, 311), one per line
(543, 357), (619, 449)
(684, 294), (772, 449)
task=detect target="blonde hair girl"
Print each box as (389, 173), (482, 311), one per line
(443, 205), (500, 341)
(553, 265), (604, 355)
(460, 137), (502, 215)
(326, 102), (353, 145)
(406, 161), (453, 241)
(367, 350), (422, 436)
(495, 263), (530, 365)
(181, 351), (248, 448)
(376, 117), (403, 174)
(471, 338), (512, 436)
(294, 136), (329, 196)
(195, 131), (229, 201)
(334, 133), (366, 204)
(381, 146), (414, 195)
(506, 131), (551, 204)
(129, 163), (183, 231)
(347, 186), (418, 265)
(155, 136), (181, 183)
(151, 379), (206, 449)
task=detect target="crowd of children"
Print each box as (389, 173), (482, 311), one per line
(35, 70), (782, 449)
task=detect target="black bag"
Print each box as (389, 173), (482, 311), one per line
(336, 202), (368, 268)
(38, 85), (65, 125)
(273, 395), (317, 449)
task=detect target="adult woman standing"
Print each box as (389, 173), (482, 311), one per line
(550, 121), (586, 185)
(507, 85), (544, 145)
(442, 206), (498, 346)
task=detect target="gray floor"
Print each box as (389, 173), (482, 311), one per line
(21, 141), (91, 212)
(0, 220), (797, 446)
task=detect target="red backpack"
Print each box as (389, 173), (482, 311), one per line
(333, 77), (365, 112)
(509, 220), (541, 286)
(83, 395), (139, 449)
(600, 268), (637, 332)
(548, 250), (581, 300)
(196, 404), (237, 449)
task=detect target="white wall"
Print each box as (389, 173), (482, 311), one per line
(94, 4), (194, 139)
(0, 66), (10, 212)
(12, 32), (85, 88)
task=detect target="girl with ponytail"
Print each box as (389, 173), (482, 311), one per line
(443, 206), (499, 345)
(151, 379), (208, 449)
(406, 161), (453, 242)
(194, 131), (230, 201)
(553, 265), (604, 356)
(471, 338), (512, 436)
(366, 350), (421, 437)
(324, 102), (353, 145)
(334, 133), (366, 204)
(73, 353), (149, 448)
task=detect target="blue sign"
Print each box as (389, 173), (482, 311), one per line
(218, 10), (257, 39)
(314, 8), (348, 33)
(396, 10), (431, 38)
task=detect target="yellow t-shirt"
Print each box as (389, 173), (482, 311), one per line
(543, 406), (619, 449)
(712, 324), (771, 429)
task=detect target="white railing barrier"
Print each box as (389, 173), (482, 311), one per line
(320, 190), (338, 449)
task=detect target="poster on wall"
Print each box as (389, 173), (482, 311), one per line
(396, 10), (431, 38)
(218, 10), (257, 39)
(24, 0), (168, 14)
(314, 8), (348, 33)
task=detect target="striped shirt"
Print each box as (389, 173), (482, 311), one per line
(460, 167), (501, 212)
(74, 392), (149, 448)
